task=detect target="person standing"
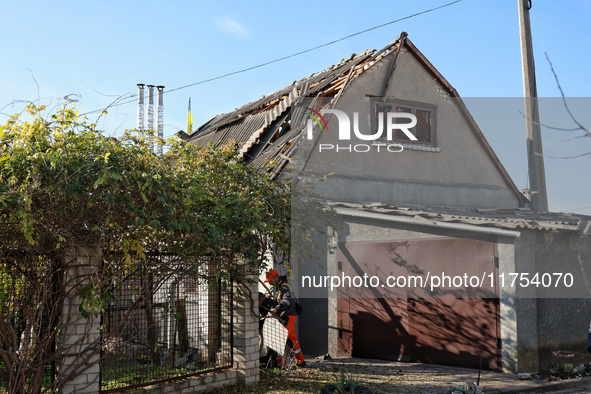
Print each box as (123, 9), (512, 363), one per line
(265, 269), (306, 367)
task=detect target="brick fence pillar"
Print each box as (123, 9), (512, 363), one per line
(232, 266), (260, 386)
(59, 245), (102, 393)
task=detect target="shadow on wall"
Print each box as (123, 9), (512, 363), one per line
(340, 298), (501, 371)
(337, 238), (502, 371)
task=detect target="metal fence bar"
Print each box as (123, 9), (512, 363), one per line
(99, 258), (233, 392)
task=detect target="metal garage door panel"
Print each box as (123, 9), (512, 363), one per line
(336, 237), (500, 370)
(337, 241), (409, 299)
(337, 241), (410, 358)
(405, 238), (496, 298)
(407, 298), (499, 370)
(338, 297), (409, 360)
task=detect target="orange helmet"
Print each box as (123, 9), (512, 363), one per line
(264, 269), (279, 283)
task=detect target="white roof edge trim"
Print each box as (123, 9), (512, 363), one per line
(335, 207), (522, 238)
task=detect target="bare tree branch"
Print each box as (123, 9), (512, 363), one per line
(545, 52), (591, 139)
(535, 151), (591, 159)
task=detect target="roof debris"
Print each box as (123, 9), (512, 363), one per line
(180, 33), (589, 229)
(180, 34), (409, 177)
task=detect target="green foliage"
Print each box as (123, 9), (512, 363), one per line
(333, 370), (363, 393)
(0, 103), (292, 392)
(557, 363), (575, 374)
(0, 102), (290, 278)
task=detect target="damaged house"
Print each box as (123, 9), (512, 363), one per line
(180, 33), (591, 373)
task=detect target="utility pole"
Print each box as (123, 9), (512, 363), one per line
(518, 0), (548, 212)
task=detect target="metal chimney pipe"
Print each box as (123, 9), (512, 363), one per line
(147, 85), (155, 151)
(156, 85), (165, 156)
(137, 84), (145, 131)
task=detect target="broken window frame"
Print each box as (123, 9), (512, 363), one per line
(372, 98), (437, 147)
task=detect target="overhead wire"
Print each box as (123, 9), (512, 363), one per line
(81, 0), (462, 118)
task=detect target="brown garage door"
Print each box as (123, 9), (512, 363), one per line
(337, 237), (500, 370)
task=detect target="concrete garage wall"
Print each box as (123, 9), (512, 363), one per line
(497, 238), (519, 373)
(530, 230), (591, 369)
(295, 215), (591, 373)
(536, 298), (591, 367)
(509, 229), (591, 372)
(294, 215), (460, 358)
(292, 230), (330, 357)
(294, 215), (509, 363)
(512, 230), (540, 373)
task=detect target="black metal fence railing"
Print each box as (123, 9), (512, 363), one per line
(100, 273), (233, 392)
(0, 362), (54, 393)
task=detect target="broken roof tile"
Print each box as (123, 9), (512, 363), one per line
(181, 34), (409, 176)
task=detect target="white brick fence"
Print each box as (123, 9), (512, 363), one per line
(58, 247), (260, 394)
(60, 245), (102, 393)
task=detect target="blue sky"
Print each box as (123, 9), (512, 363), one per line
(1, 1), (590, 214)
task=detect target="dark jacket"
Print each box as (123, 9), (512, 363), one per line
(588, 331), (591, 353)
(274, 276), (297, 318)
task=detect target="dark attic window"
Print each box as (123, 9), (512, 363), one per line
(374, 99), (437, 146)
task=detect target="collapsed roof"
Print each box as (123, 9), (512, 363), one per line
(180, 33), (591, 233)
(180, 33), (415, 178)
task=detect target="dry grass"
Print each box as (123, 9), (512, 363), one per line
(207, 360), (440, 393)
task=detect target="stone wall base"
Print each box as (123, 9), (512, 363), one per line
(123, 368), (258, 394)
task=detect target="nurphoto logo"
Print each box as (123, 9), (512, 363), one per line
(305, 107), (418, 153)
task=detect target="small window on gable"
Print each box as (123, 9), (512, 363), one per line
(374, 100), (436, 146)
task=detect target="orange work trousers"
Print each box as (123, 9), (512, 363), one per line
(281, 315), (305, 365)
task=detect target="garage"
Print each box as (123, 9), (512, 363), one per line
(336, 237), (501, 370)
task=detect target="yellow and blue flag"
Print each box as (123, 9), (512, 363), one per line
(187, 98), (193, 135)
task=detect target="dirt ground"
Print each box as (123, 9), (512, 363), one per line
(208, 358), (591, 394)
(208, 358), (507, 393)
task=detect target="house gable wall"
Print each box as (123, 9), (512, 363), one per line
(302, 49), (521, 209)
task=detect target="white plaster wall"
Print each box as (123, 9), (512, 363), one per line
(302, 49), (520, 209)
